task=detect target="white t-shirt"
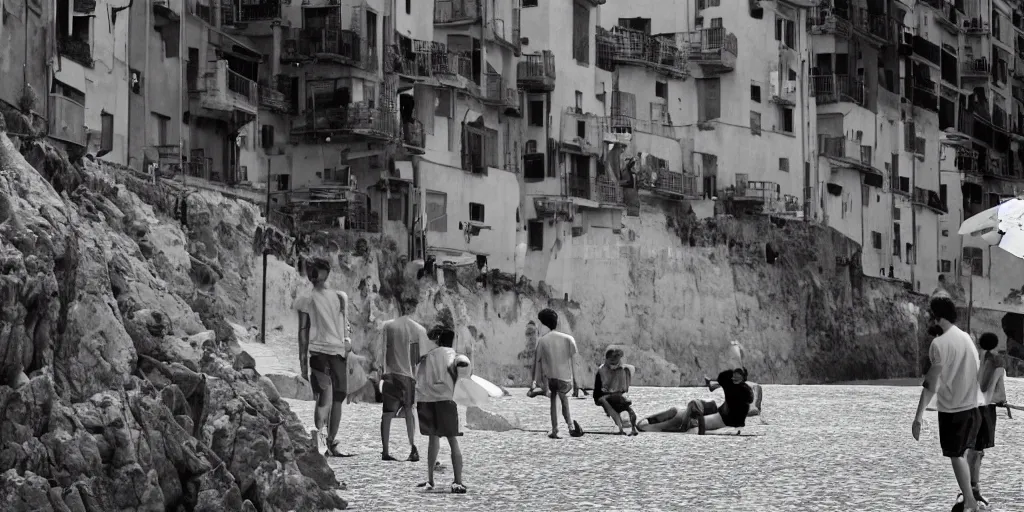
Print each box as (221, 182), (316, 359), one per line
(928, 325), (984, 413)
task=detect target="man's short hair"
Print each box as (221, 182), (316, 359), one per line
(605, 348), (617, 358)
(929, 296), (958, 324)
(435, 328), (456, 348)
(979, 332), (999, 351)
(308, 257), (332, 271)
(538, 308), (558, 330)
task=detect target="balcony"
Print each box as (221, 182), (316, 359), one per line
(912, 36), (942, 66)
(402, 119), (425, 153)
(487, 8), (521, 52)
(595, 26), (689, 79)
(643, 171), (698, 198)
(566, 173), (593, 201)
(58, 37), (93, 68)
(921, 0), (964, 33)
(961, 57), (991, 78)
(685, 27), (737, 76)
(993, 106), (1008, 132)
(193, 62), (258, 119)
(431, 50), (474, 83)
(770, 78), (798, 106)
(912, 186), (948, 213)
(258, 84), (288, 113)
(483, 72), (521, 115)
(434, 0), (480, 26)
(389, 40), (433, 79)
(47, 93), (86, 147)
(854, 9), (892, 44)
(559, 109), (607, 156)
(811, 74), (865, 106)
(963, 17), (989, 35)
(227, 0), (280, 22)
(517, 51), (555, 92)
(808, 6), (852, 37)
(819, 135), (876, 173)
(289, 104), (399, 143)
(956, 147), (980, 174)
(731, 175), (781, 203)
(282, 28), (362, 66)
(1015, 56), (1024, 80)
(910, 76), (939, 112)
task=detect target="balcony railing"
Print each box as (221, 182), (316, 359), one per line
(811, 74), (865, 105)
(566, 174), (592, 201)
(390, 40), (432, 78)
(819, 135), (872, 166)
(961, 58), (991, 76)
(911, 76), (939, 112)
(48, 93), (86, 147)
(434, 0), (480, 25)
(993, 106), (1008, 130)
(646, 171), (697, 197)
(291, 105), (399, 140)
(685, 27), (738, 69)
(808, 6), (852, 36)
(226, 69), (258, 104)
(912, 186), (947, 213)
(294, 28), (362, 63)
(734, 178), (782, 202)
(912, 36), (942, 65)
(517, 51), (556, 91)
(595, 26), (689, 78)
(402, 119), (425, 149)
(595, 178), (623, 204)
(229, 0), (280, 22)
(432, 51), (474, 81)
(855, 9), (891, 41)
(258, 85), (287, 112)
(955, 147), (979, 172)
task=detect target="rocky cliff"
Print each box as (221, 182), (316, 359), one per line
(0, 127), (347, 511)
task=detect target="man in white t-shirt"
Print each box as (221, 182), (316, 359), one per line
(912, 296), (984, 512)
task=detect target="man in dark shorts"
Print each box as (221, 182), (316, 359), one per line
(414, 328), (470, 493)
(294, 258), (353, 457)
(913, 297), (984, 512)
(379, 294), (426, 462)
(531, 309), (583, 439)
(593, 348), (639, 435)
(960, 332), (1007, 508)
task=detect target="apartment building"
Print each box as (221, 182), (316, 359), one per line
(128, 0), (184, 175)
(934, 0), (1024, 311)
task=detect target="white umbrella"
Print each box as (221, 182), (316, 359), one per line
(959, 198), (1024, 258)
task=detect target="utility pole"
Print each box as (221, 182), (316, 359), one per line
(261, 155), (271, 344)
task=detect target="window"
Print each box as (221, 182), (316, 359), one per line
(940, 184), (947, 210)
(276, 174), (290, 191)
(871, 231), (882, 249)
(861, 184), (869, 206)
(388, 197), (404, 222)
(775, 16), (796, 49)
(527, 220), (544, 250)
(750, 84), (761, 103)
(426, 191), (448, 232)
(469, 202), (485, 223)
(523, 0), (538, 6)
(572, 2), (590, 64)
(655, 81), (668, 99)
(618, 17), (652, 33)
(575, 90), (583, 110)
(710, 17), (722, 28)
(528, 100), (544, 126)
(780, 107), (794, 133)
(779, 157), (789, 172)
(893, 223), (901, 256)
(899, 176), (910, 193)
(152, 113), (170, 145)
(750, 111), (761, 135)
(906, 243), (916, 264)
(130, 69), (143, 95)
(963, 247), (984, 276)
(893, 207), (901, 220)
(100, 112), (114, 155)
(405, 0), (411, 14)
(435, 89), (453, 118)
(941, 260), (952, 272)
(463, 125), (485, 173)
(697, 78), (721, 122)
(524, 152), (545, 181)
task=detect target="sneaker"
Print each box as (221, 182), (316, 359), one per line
(313, 427), (328, 456)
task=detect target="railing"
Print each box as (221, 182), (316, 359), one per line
(736, 179), (782, 202)
(434, 0), (480, 24)
(811, 74), (865, 105)
(291, 105), (399, 139)
(184, 161), (206, 178)
(259, 85), (287, 112)
(912, 187), (947, 212)
(819, 135), (871, 165)
(391, 40), (432, 77)
(596, 26), (689, 77)
(48, 93), (86, 147)
(294, 28), (361, 62)
(911, 76), (939, 111)
(961, 58), (990, 76)
(432, 51), (474, 81)
(595, 178), (623, 204)
(230, 0), (280, 22)
(808, 6), (852, 35)
(566, 174), (592, 200)
(957, 106), (976, 137)
(648, 171), (697, 196)
(955, 148), (979, 172)
(402, 119), (425, 148)
(913, 35), (942, 65)
(685, 27), (738, 62)
(856, 9), (891, 40)
(993, 106), (1008, 130)
(518, 51), (556, 87)
(226, 69), (257, 103)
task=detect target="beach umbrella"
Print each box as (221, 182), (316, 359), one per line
(958, 198), (1024, 259)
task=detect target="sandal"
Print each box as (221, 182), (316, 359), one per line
(381, 453), (399, 461)
(451, 482), (467, 494)
(417, 482), (435, 491)
(547, 432), (561, 439)
(326, 441), (354, 458)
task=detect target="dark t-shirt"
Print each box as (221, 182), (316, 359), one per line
(717, 369), (754, 427)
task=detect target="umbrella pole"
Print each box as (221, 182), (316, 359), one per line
(967, 274), (973, 333)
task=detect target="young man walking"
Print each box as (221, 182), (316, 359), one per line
(379, 294), (426, 462)
(295, 258), (353, 457)
(912, 296), (984, 512)
(532, 308), (583, 439)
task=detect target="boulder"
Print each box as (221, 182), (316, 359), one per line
(265, 372), (314, 401)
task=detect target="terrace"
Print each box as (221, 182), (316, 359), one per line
(811, 74), (865, 106)
(595, 26), (689, 79)
(517, 51), (555, 92)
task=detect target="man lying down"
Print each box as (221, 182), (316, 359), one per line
(638, 368), (757, 434)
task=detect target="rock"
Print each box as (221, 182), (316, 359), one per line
(258, 375), (281, 403)
(265, 372), (314, 401)
(465, 406), (520, 432)
(233, 351), (257, 371)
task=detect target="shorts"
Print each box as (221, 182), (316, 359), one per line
(548, 378), (572, 395)
(974, 404), (997, 451)
(685, 400), (719, 429)
(603, 393), (633, 414)
(309, 352), (348, 402)
(418, 400), (460, 437)
(938, 407), (982, 458)
(381, 373), (416, 414)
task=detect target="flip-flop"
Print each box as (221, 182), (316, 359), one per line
(547, 433), (561, 439)
(450, 482), (467, 494)
(417, 482), (435, 491)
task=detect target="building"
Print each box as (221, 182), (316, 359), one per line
(0, 0), (52, 138)
(128, 0), (184, 175)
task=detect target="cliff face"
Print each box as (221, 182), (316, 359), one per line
(0, 130), (346, 511)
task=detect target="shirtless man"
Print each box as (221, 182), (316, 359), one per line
(531, 309), (583, 439)
(294, 258), (353, 457)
